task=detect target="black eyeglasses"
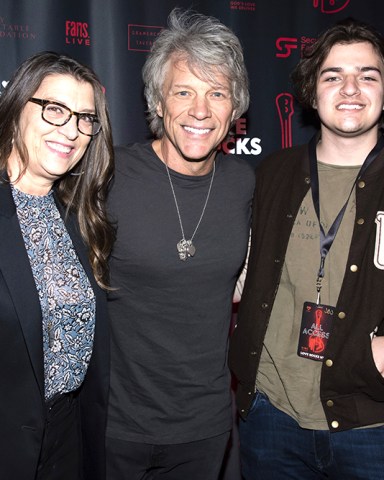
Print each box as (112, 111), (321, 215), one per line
(29, 97), (101, 137)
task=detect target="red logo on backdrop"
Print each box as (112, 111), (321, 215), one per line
(65, 21), (90, 47)
(313, 0), (350, 13)
(0, 16), (36, 40)
(276, 38), (298, 58)
(276, 36), (317, 59)
(276, 93), (294, 149)
(128, 24), (163, 52)
(229, 1), (256, 11)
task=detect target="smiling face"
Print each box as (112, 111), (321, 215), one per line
(314, 41), (384, 142)
(8, 74), (95, 195)
(155, 57), (235, 175)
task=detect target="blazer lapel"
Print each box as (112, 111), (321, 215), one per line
(0, 182), (45, 396)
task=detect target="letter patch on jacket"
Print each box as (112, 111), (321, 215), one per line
(374, 211), (384, 269)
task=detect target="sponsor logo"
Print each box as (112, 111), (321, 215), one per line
(0, 16), (36, 40)
(276, 36), (317, 59)
(276, 93), (294, 149)
(276, 38), (298, 58)
(300, 35), (318, 55)
(128, 24), (162, 52)
(65, 20), (90, 46)
(230, 1), (256, 11)
(220, 118), (262, 156)
(313, 0), (350, 14)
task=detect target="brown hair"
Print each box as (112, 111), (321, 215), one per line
(0, 51), (115, 289)
(291, 18), (384, 110)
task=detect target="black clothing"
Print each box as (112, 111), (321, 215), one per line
(229, 142), (384, 431)
(107, 143), (255, 444)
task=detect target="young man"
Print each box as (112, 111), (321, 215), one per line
(229, 18), (384, 479)
(106, 9), (255, 480)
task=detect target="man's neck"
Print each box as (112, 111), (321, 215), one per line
(152, 139), (216, 176)
(316, 129), (381, 167)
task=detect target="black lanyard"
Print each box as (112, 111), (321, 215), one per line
(308, 133), (384, 301)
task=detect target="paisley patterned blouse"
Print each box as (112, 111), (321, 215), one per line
(12, 186), (96, 400)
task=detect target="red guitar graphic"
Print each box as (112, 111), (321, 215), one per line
(308, 308), (326, 353)
(276, 93), (294, 149)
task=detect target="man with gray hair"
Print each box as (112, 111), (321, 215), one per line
(106, 8), (254, 480)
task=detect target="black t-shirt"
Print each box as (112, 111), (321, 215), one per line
(107, 143), (255, 444)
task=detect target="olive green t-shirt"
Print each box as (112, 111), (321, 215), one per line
(256, 161), (359, 430)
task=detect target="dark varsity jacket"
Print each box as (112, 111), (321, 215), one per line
(229, 140), (384, 432)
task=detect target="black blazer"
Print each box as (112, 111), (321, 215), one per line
(0, 180), (109, 480)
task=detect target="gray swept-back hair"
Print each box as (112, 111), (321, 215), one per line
(142, 8), (249, 138)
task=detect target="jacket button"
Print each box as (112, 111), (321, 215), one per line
(357, 180), (365, 188)
(305, 177), (310, 184)
(338, 312), (346, 319)
(261, 303), (268, 309)
(356, 218), (365, 225)
(331, 420), (339, 429)
(250, 351), (257, 356)
(248, 391), (252, 395)
(326, 400), (334, 407)
(325, 359), (333, 367)
(350, 264), (358, 272)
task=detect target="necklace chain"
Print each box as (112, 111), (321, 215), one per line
(165, 161), (216, 261)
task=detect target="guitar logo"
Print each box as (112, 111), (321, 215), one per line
(276, 93), (294, 149)
(308, 309), (326, 353)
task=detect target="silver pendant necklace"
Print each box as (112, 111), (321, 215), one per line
(165, 161), (215, 261)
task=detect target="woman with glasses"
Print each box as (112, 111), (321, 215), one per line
(0, 51), (114, 480)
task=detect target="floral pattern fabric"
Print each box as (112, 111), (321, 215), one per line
(12, 186), (95, 400)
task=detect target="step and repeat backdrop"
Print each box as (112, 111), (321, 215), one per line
(2, 0), (384, 169)
(1, 1), (383, 479)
